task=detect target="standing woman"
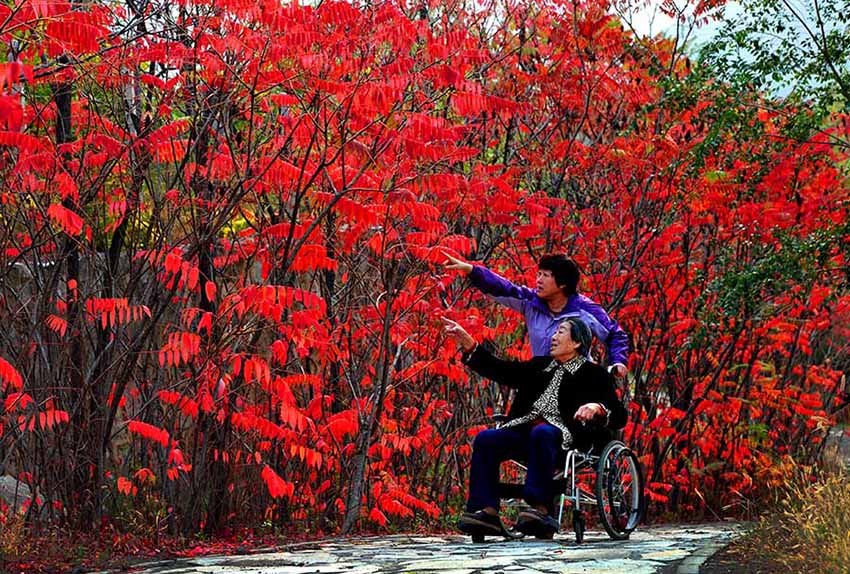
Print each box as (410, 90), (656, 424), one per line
(443, 252), (629, 377)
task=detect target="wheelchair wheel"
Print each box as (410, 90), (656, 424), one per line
(572, 510), (585, 544)
(595, 441), (645, 540)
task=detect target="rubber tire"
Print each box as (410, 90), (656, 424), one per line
(595, 441), (645, 540)
(472, 534), (485, 543)
(572, 512), (585, 544)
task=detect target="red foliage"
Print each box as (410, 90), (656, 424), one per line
(127, 421), (171, 448)
(0, 357), (23, 391)
(1, 0), (848, 549)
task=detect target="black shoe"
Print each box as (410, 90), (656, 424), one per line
(516, 508), (559, 539)
(457, 510), (505, 537)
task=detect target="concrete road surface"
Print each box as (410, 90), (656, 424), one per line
(125, 523), (740, 574)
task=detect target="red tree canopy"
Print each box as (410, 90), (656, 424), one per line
(1, 0), (848, 534)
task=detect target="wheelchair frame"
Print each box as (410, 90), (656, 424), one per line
(499, 439), (645, 543)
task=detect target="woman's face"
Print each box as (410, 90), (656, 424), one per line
(535, 268), (562, 300)
(551, 322), (581, 358)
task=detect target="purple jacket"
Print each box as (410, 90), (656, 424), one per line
(469, 265), (630, 365)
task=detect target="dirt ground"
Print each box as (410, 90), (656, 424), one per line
(700, 538), (788, 574)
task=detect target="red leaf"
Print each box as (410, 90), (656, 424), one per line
(47, 204), (84, 236)
(117, 477), (137, 496)
(4, 392), (33, 412)
(128, 420), (171, 447)
(0, 357), (23, 391)
(205, 281), (217, 302)
(368, 507), (388, 526)
(261, 465), (294, 499)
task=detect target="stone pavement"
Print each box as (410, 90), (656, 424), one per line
(129, 523), (740, 574)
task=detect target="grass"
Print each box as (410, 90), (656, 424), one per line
(718, 456), (850, 574)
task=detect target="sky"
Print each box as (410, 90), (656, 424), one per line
(616, 0), (742, 49)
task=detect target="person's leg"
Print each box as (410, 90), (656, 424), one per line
(466, 427), (526, 513)
(522, 423), (564, 514)
(514, 423), (564, 539)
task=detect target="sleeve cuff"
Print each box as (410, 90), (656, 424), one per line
(461, 343), (479, 364)
(598, 403), (611, 426)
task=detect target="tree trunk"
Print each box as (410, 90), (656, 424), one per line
(341, 280), (395, 533)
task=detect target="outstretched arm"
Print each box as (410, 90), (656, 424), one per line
(442, 251), (534, 314)
(441, 317), (530, 388)
(443, 252), (473, 276)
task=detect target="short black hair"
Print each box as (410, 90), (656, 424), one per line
(538, 254), (580, 295)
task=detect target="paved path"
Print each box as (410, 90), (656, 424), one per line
(129, 523), (740, 574)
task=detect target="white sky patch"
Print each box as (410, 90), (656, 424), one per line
(620, 2), (678, 37)
(613, 1), (743, 50)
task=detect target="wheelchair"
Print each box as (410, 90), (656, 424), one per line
(483, 432), (645, 544)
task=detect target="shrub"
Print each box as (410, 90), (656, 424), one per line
(744, 459), (850, 574)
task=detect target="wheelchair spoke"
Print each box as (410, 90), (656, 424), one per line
(595, 441), (645, 540)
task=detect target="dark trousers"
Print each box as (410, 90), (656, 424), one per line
(466, 423), (564, 514)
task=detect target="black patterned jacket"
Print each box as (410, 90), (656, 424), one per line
(462, 346), (627, 449)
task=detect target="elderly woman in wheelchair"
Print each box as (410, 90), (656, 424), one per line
(443, 316), (642, 543)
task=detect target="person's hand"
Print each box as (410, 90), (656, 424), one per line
(574, 403), (606, 424)
(441, 317), (477, 352)
(442, 251), (473, 275)
(610, 364), (628, 379)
